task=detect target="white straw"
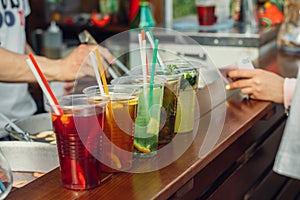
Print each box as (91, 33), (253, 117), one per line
(108, 67), (118, 79)
(114, 59), (130, 74)
(89, 51), (105, 94)
(26, 59), (61, 116)
(139, 34), (148, 86)
(138, 33), (147, 79)
(138, 33), (149, 108)
(146, 31), (165, 70)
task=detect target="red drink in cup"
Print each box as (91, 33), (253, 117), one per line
(51, 94), (108, 190)
(195, 0), (217, 26)
(197, 5), (217, 25)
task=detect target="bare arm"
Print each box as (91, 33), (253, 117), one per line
(0, 47), (45, 82)
(25, 43), (35, 55)
(0, 44), (112, 83)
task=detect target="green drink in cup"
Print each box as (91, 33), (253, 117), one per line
(129, 67), (182, 145)
(111, 76), (164, 157)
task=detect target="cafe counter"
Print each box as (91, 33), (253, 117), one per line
(7, 49), (300, 200)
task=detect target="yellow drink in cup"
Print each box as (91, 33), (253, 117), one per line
(174, 66), (199, 133)
(83, 85), (139, 172)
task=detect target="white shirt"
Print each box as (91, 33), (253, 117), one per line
(0, 0), (36, 137)
(273, 67), (300, 180)
(283, 78), (297, 109)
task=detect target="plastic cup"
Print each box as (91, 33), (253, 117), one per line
(195, 0), (217, 26)
(156, 72), (181, 145)
(111, 76), (164, 157)
(129, 67), (181, 145)
(83, 85), (139, 172)
(50, 94), (108, 190)
(173, 66), (199, 133)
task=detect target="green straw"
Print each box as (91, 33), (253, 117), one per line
(0, 180), (6, 193)
(149, 39), (159, 110)
(146, 30), (164, 69)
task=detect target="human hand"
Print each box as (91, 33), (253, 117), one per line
(58, 44), (114, 81)
(226, 69), (284, 103)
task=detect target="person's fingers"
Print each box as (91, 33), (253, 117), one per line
(228, 69), (259, 79)
(226, 78), (255, 90)
(239, 87), (262, 101)
(240, 87), (253, 95)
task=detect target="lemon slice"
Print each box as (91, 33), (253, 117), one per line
(147, 118), (159, 135)
(134, 142), (151, 153)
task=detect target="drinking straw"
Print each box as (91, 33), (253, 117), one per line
(107, 67), (118, 79)
(0, 180), (6, 193)
(95, 49), (109, 95)
(138, 31), (149, 110)
(149, 39), (159, 109)
(89, 51), (105, 94)
(146, 31), (165, 70)
(94, 49), (114, 127)
(138, 33), (146, 80)
(26, 54), (63, 116)
(114, 59), (130, 75)
(138, 33), (148, 89)
(141, 30), (149, 75)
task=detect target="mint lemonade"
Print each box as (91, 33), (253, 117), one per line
(133, 84), (164, 156)
(110, 76), (164, 157)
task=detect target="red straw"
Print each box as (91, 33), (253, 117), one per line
(26, 54), (63, 116)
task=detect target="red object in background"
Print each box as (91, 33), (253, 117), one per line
(129, 0), (140, 22)
(197, 5), (217, 26)
(91, 11), (111, 28)
(259, 2), (284, 26)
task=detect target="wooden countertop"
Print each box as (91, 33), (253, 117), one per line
(6, 95), (273, 200)
(7, 49), (298, 200)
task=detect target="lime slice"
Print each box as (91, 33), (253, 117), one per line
(147, 118), (159, 135)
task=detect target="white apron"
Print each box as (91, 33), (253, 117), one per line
(273, 67), (300, 180)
